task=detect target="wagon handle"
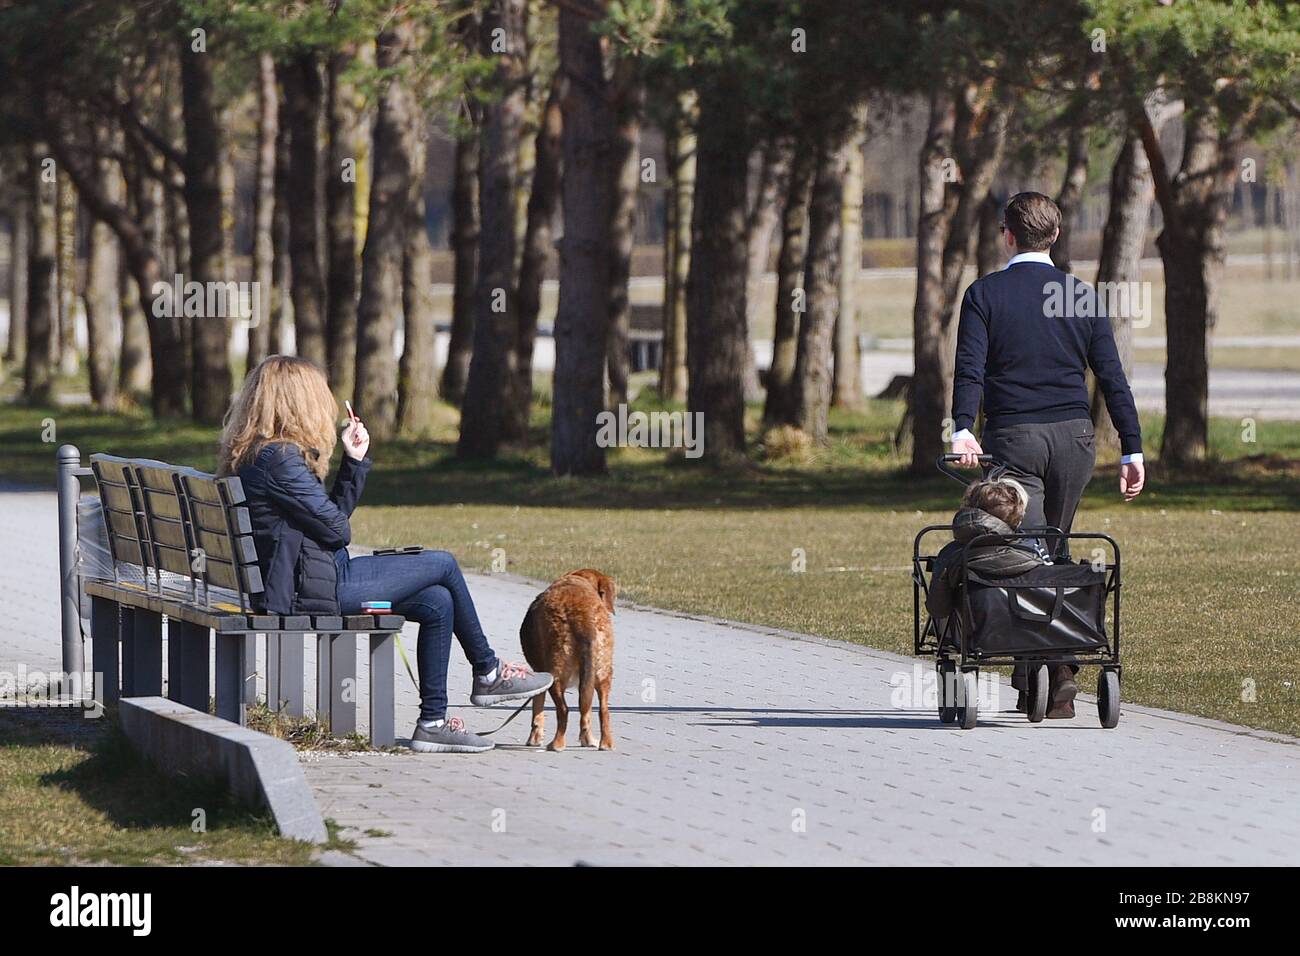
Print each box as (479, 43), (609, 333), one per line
(936, 454), (1006, 485)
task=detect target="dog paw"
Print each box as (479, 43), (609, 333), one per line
(579, 735), (597, 748)
(599, 740), (615, 751)
(546, 739), (566, 752)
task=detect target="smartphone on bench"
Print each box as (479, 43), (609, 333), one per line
(372, 546), (425, 556)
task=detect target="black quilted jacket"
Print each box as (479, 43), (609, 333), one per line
(238, 442), (371, 614)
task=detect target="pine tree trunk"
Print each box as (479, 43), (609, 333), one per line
(1091, 131), (1152, 453)
(397, 132), (440, 436)
(975, 192), (1002, 277)
(55, 174), (77, 376)
(793, 134), (846, 444)
(441, 129), (480, 406)
(746, 138), (792, 404)
(659, 94), (694, 405)
(1051, 122), (1090, 273)
(23, 145), (56, 404)
(549, 7), (613, 475)
(84, 153), (120, 408)
(248, 51), (278, 372)
(605, 61), (642, 411)
(763, 146), (815, 426)
(280, 54), (328, 367)
(180, 41), (233, 424)
(833, 108), (867, 409)
(6, 185), (29, 367)
(270, 93), (292, 357)
(458, 0), (527, 459)
(686, 80), (752, 460)
(326, 44), (361, 400)
(354, 23), (419, 438)
(509, 73), (563, 440)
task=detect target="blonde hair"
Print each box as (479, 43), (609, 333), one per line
(962, 478), (1030, 529)
(218, 356), (338, 480)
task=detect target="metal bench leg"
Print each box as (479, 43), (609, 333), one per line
(316, 632), (357, 736)
(278, 632), (304, 717)
(266, 632), (281, 710)
(121, 607), (163, 698)
(369, 632), (395, 748)
(242, 634), (258, 706)
(168, 619), (211, 712)
(214, 632), (248, 724)
(90, 597), (120, 707)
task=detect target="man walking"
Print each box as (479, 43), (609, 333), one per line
(950, 191), (1145, 718)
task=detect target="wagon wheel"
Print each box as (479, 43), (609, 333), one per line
(1026, 663), (1050, 723)
(1098, 668), (1121, 729)
(937, 661), (957, 724)
(956, 669), (979, 730)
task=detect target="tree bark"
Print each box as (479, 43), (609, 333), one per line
(659, 94), (694, 405)
(6, 184), (29, 367)
(280, 54), (327, 367)
(397, 131), (440, 436)
(509, 72), (563, 439)
(549, 7), (613, 475)
(975, 191), (1002, 277)
(1144, 104), (1240, 466)
(605, 61), (643, 411)
(326, 43), (361, 400)
(84, 152), (120, 408)
(907, 88), (958, 472)
(686, 79), (752, 460)
(441, 128), (480, 406)
(23, 145), (56, 404)
(354, 23), (419, 438)
(833, 108), (867, 409)
(1051, 121), (1090, 273)
(746, 138), (792, 403)
(793, 134), (847, 444)
(180, 39), (233, 424)
(763, 146), (815, 426)
(1091, 130), (1152, 453)
(270, 93), (292, 357)
(247, 51), (278, 372)
(49, 131), (186, 416)
(458, 0), (528, 459)
(55, 174), (77, 376)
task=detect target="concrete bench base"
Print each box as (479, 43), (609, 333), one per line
(119, 696), (327, 844)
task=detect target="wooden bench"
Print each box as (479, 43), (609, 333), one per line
(84, 453), (405, 746)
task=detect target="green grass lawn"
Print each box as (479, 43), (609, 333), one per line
(0, 708), (320, 865)
(1, 397), (1298, 738)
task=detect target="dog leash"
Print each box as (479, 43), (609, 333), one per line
(394, 633), (534, 737)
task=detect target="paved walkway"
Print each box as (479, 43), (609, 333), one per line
(2, 490), (1299, 865)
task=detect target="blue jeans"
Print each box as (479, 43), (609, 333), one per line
(334, 549), (498, 721)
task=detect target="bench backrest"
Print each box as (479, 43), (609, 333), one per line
(89, 454), (263, 612)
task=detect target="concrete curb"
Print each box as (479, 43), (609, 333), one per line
(118, 696), (328, 844)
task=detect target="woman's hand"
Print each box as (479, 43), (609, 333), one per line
(342, 420), (370, 461)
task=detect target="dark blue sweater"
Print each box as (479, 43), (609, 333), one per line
(952, 260), (1143, 456)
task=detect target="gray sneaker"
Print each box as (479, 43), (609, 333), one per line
(471, 660), (554, 706)
(409, 716), (494, 753)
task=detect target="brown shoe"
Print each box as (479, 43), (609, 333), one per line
(1047, 665), (1078, 719)
(1046, 699), (1076, 719)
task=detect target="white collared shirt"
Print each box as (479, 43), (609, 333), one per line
(952, 248), (1143, 464)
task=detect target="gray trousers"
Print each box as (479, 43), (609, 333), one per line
(981, 417), (1097, 557)
(981, 418), (1097, 693)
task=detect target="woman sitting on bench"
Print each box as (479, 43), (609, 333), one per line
(217, 355), (552, 753)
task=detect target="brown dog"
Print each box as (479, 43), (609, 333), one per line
(520, 569), (616, 751)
